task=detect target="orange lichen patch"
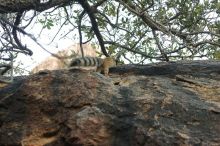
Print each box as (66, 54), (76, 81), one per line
(195, 86), (220, 102)
(0, 82), (9, 88)
(175, 75), (220, 102)
(21, 136), (57, 146)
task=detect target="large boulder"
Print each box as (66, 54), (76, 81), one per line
(0, 60), (220, 146)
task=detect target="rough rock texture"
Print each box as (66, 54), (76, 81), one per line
(0, 60), (220, 146)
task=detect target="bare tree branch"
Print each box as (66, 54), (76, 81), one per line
(0, 14), (66, 61)
(152, 30), (169, 61)
(12, 11), (33, 56)
(104, 41), (162, 59)
(0, 64), (11, 75)
(116, 0), (170, 35)
(77, 0), (109, 57)
(78, 11), (86, 58)
(0, 0), (74, 13)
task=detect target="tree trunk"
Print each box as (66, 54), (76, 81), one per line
(0, 0), (71, 13)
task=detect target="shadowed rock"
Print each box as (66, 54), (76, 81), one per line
(0, 60), (220, 146)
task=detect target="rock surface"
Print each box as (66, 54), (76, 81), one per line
(0, 60), (220, 146)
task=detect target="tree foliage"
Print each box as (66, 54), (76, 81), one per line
(0, 0), (220, 66)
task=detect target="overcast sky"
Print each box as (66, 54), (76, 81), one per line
(15, 9), (80, 74)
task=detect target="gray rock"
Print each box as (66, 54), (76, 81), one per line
(0, 61), (220, 146)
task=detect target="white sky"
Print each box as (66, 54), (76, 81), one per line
(15, 9), (80, 74)
(16, 35), (77, 74)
